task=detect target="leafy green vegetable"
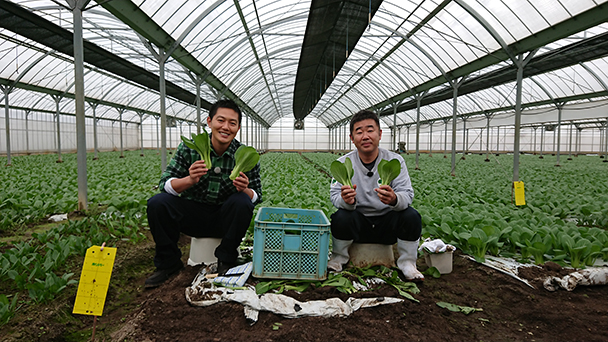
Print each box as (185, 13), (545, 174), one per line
(377, 159), (401, 186)
(229, 145), (260, 180)
(436, 301), (483, 315)
(330, 157), (354, 187)
(181, 131), (212, 169)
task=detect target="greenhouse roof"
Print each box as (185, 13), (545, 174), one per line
(1, 0), (607, 127)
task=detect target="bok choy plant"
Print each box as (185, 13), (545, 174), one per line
(378, 159), (401, 186)
(330, 157), (354, 187)
(181, 132), (212, 169)
(229, 146), (260, 180)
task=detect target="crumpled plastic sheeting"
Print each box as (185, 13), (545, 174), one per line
(543, 267), (608, 291)
(185, 281), (403, 325)
(463, 255), (539, 289)
(48, 213), (68, 222)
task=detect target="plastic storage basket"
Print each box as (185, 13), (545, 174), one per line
(253, 207), (330, 280)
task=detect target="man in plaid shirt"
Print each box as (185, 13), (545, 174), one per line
(145, 99), (262, 288)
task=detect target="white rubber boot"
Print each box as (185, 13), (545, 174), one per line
(397, 239), (424, 281)
(327, 238), (353, 272)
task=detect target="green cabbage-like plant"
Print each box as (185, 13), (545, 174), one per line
(330, 157), (354, 187)
(181, 132), (212, 169)
(377, 158), (401, 186)
(229, 145), (260, 180)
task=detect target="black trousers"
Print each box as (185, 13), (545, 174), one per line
(330, 206), (422, 244)
(147, 191), (254, 269)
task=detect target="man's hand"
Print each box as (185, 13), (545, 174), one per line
(375, 185), (397, 206)
(341, 184), (357, 205)
(188, 160), (208, 184)
(233, 171), (250, 193)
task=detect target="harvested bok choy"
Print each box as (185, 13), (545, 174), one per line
(330, 157), (354, 187)
(377, 158), (401, 186)
(229, 145), (260, 180)
(181, 132), (212, 169)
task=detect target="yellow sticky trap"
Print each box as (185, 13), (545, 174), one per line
(513, 181), (526, 206)
(73, 245), (117, 316)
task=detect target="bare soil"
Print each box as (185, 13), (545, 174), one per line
(1, 233), (607, 342)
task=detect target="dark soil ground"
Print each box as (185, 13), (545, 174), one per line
(1, 232), (607, 342)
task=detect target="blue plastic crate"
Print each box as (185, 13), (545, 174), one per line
(252, 207), (330, 280)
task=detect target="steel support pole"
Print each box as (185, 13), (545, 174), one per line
(92, 104), (98, 159)
(196, 76), (202, 134)
(406, 126), (410, 154)
(392, 104), (397, 152)
(25, 111), (29, 155)
(3, 86), (11, 165)
(567, 121), (573, 160)
(73, 2), (87, 209)
(119, 109), (124, 158)
(496, 126), (500, 155)
(428, 123), (433, 157)
(604, 118), (608, 162)
(415, 97), (421, 170)
(156, 117), (159, 153)
(539, 125), (544, 159)
(159, 48), (168, 171)
(533, 127), (537, 155)
(54, 96), (62, 162)
(513, 59), (524, 182)
(140, 113), (144, 156)
(443, 120), (448, 158)
(556, 106), (563, 166)
(461, 119), (467, 159)
(450, 85), (459, 176)
(485, 115), (490, 161)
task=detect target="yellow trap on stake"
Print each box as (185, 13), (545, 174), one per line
(73, 245), (116, 316)
(513, 181), (526, 206)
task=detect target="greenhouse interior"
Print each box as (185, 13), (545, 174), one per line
(1, 0), (608, 341)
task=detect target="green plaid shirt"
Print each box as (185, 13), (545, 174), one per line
(159, 136), (262, 206)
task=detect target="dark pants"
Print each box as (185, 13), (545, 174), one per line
(330, 207), (422, 244)
(147, 192), (254, 269)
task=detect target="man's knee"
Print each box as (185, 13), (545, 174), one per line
(403, 207), (422, 226)
(331, 208), (357, 223)
(147, 192), (171, 213)
(398, 207), (422, 240)
(330, 209), (358, 239)
(224, 192), (254, 212)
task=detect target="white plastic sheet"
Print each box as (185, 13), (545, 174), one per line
(185, 269), (403, 325)
(465, 255), (608, 291)
(48, 213), (68, 222)
(543, 268), (608, 291)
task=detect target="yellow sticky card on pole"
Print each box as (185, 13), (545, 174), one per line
(73, 245), (117, 316)
(513, 181), (526, 206)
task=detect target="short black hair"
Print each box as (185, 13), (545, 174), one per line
(209, 99), (242, 125)
(350, 110), (380, 135)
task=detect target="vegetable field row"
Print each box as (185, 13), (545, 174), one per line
(1, 151), (608, 326)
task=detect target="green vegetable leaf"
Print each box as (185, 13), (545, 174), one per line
(377, 158), (401, 186)
(330, 157), (354, 187)
(230, 146), (260, 180)
(181, 131), (212, 169)
(436, 301), (483, 315)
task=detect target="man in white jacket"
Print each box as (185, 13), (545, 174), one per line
(329, 110), (424, 281)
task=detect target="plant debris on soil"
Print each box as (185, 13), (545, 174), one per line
(1, 233), (607, 342)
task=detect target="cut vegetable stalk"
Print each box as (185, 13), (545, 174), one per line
(377, 159), (401, 186)
(330, 157), (354, 187)
(181, 131), (212, 169)
(230, 146), (260, 180)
